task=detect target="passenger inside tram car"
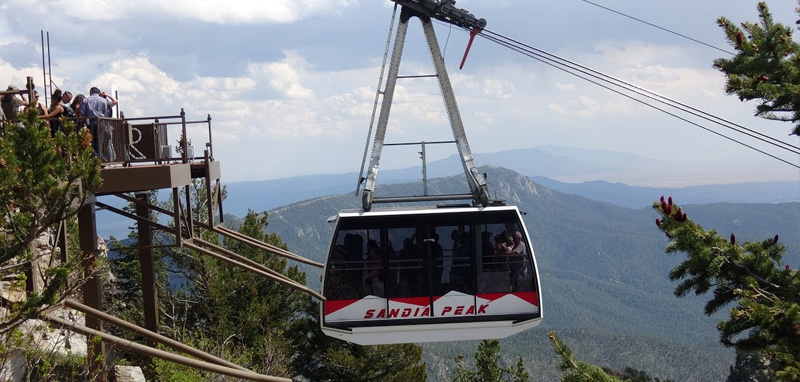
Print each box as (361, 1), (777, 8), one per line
(453, 230), (474, 293)
(481, 231), (495, 270)
(390, 237), (416, 297)
(364, 239), (385, 297)
(343, 233), (364, 265)
(325, 240), (359, 300)
(441, 230), (458, 287)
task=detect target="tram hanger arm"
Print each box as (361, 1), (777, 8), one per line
(459, 27), (482, 70)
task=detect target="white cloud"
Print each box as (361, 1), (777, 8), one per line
(248, 52), (315, 99)
(1, 0), (793, 184)
(554, 82), (575, 91)
(547, 102), (567, 115)
(25, 0), (359, 24)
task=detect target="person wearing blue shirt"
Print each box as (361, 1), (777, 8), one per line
(80, 87), (117, 160)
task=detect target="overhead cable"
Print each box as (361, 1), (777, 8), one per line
(576, 0), (736, 56)
(426, 18), (799, 168)
(477, 31), (799, 169)
(480, 29), (800, 156)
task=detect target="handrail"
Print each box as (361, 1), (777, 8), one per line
(44, 315), (289, 382)
(122, 114), (184, 122)
(63, 299), (248, 371)
(41, 108), (216, 166)
(183, 240), (325, 301)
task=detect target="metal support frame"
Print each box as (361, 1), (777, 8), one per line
(135, 192), (159, 340)
(78, 197), (106, 377)
(44, 313), (289, 382)
(361, 5), (490, 211)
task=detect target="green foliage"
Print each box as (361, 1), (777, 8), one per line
(0, 111), (101, 263)
(654, 197), (800, 380)
(266, 167), (796, 381)
(108, 180), (427, 380)
(283, 297), (427, 382)
(550, 331), (619, 382)
(0, 110), (101, 333)
(151, 343), (206, 382)
(452, 339), (529, 382)
(714, 1), (800, 135)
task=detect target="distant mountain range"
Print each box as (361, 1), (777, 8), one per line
(259, 166), (800, 381)
(96, 152), (799, 380)
(531, 176), (799, 209)
(221, 146), (798, 216)
(96, 146), (798, 245)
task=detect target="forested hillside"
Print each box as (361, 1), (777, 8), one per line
(263, 166), (800, 381)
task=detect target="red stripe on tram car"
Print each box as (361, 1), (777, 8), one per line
(388, 296), (430, 307)
(324, 299), (360, 315)
(478, 292), (539, 307)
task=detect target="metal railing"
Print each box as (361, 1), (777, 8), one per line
(41, 109), (213, 167)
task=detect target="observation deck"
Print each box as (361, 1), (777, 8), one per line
(88, 110), (221, 195)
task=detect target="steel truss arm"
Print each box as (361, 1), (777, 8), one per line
(362, 5), (490, 211)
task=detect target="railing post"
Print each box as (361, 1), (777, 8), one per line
(206, 114), (213, 159)
(180, 109), (188, 164)
(153, 119), (161, 164)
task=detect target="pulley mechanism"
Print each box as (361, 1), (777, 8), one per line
(392, 0), (486, 30)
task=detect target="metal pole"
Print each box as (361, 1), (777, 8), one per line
(44, 316), (289, 382)
(173, 188), (182, 247)
(212, 226), (323, 268)
(362, 7), (414, 211)
(135, 192), (159, 339)
(182, 241), (325, 301)
(46, 32), (53, 95)
(204, 149), (214, 228)
(356, 3), (398, 197)
(420, 141), (428, 196)
(180, 108), (188, 164)
(206, 114), (213, 159)
(63, 299), (248, 372)
(78, 196), (106, 377)
(420, 15), (490, 206)
(40, 31), (47, 110)
(191, 238), (307, 290)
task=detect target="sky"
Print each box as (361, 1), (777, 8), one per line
(1, 0), (799, 187)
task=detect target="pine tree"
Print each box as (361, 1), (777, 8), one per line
(549, 332), (619, 382)
(452, 339), (529, 382)
(0, 110), (101, 333)
(284, 296), (427, 382)
(714, 1), (800, 135)
(107, 180), (428, 380)
(654, 196), (800, 380)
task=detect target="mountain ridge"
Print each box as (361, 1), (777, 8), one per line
(261, 166), (800, 381)
(222, 146), (799, 216)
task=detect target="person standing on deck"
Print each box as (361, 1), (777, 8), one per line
(80, 87), (117, 160)
(2, 84), (28, 123)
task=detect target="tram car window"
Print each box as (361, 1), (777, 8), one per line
(321, 206), (542, 345)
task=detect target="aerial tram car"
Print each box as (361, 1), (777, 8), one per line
(320, 0), (542, 345)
